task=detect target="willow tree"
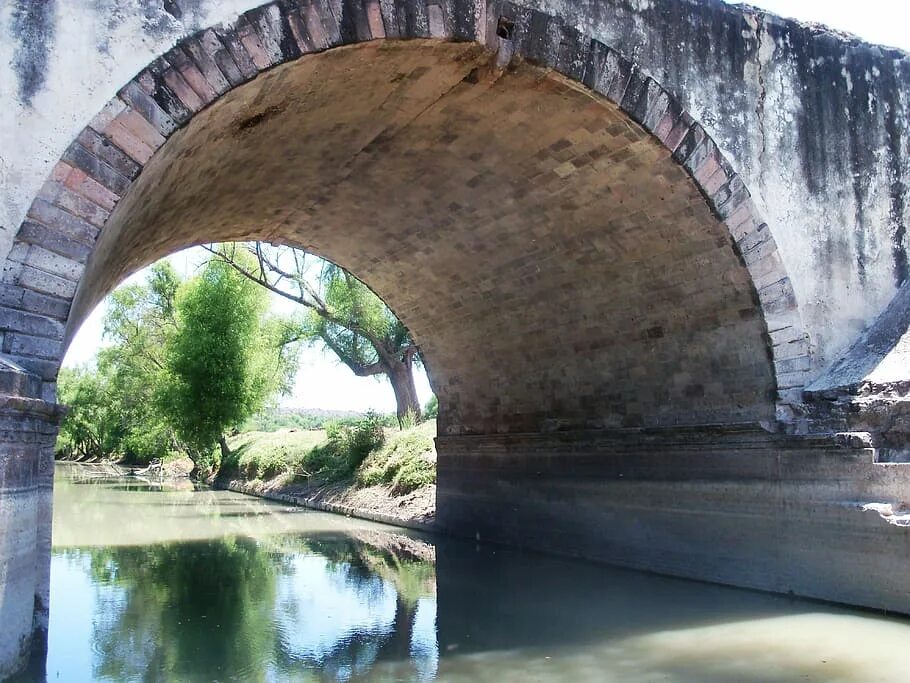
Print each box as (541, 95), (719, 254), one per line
(162, 255), (299, 461)
(205, 244), (422, 425)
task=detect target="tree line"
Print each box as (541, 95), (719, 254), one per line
(57, 244), (433, 471)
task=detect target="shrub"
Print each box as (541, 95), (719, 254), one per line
(301, 413), (385, 482)
(389, 455), (435, 494)
(221, 429), (326, 481)
(328, 413), (385, 465)
(398, 409), (420, 431)
(356, 422), (436, 494)
(239, 448), (288, 480)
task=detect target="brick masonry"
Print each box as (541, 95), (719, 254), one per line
(0, 0), (807, 433)
(436, 428), (910, 614)
(0, 359), (60, 680)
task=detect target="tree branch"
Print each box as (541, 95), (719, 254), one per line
(320, 333), (388, 377)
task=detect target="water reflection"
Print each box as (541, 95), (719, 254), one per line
(50, 535), (438, 682)
(38, 464), (910, 682)
(272, 536), (437, 681)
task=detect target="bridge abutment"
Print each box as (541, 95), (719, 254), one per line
(436, 428), (910, 613)
(0, 360), (59, 680)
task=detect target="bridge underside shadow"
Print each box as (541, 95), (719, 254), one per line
(63, 41), (778, 435)
(1, 5), (909, 677)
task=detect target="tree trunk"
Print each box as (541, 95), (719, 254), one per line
(219, 434), (231, 458)
(376, 595), (416, 661)
(388, 361), (422, 427)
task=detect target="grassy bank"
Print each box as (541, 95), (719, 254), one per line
(222, 418), (437, 495)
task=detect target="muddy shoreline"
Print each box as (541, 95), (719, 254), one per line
(214, 477), (437, 533)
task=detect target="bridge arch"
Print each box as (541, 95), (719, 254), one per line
(0, 0), (808, 434)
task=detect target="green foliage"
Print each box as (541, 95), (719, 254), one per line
(301, 413), (386, 482)
(160, 256), (298, 460)
(397, 408), (420, 431)
(326, 413), (386, 462)
(356, 420), (436, 494)
(56, 366), (120, 458)
(423, 394), (438, 419)
(221, 418), (437, 493)
(57, 256), (300, 469)
(241, 409), (396, 432)
(305, 265), (410, 369)
(57, 263), (182, 465)
(214, 244), (424, 422)
(223, 429), (326, 480)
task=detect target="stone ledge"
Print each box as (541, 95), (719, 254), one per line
(437, 422), (846, 450)
(0, 356), (41, 398)
(0, 355), (63, 422)
(0, 395), (63, 421)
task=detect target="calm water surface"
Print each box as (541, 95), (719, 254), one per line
(35, 463), (910, 681)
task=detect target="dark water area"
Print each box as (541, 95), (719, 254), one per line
(27, 464), (910, 681)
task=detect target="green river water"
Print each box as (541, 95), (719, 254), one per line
(29, 463), (910, 681)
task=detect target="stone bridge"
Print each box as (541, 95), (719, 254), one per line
(2, 0), (910, 676)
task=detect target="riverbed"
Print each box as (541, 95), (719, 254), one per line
(29, 463), (910, 681)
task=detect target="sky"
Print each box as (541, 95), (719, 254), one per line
(726, 1), (908, 51)
(62, 1), (901, 412)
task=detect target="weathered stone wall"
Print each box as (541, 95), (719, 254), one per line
(0, 33), (798, 435)
(2, 0), (910, 384)
(436, 429), (910, 614)
(0, 360), (59, 680)
(512, 0), (910, 379)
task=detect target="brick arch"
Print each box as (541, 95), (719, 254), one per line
(0, 0), (808, 430)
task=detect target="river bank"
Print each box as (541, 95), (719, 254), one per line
(55, 419), (439, 531)
(58, 459), (436, 531)
(53, 457), (195, 480)
(217, 478), (436, 531)
(213, 419), (438, 530)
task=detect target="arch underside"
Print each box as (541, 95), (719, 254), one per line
(1, 2), (809, 436)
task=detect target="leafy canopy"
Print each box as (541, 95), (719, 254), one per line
(57, 255), (300, 466)
(161, 255), (297, 457)
(304, 263), (415, 375)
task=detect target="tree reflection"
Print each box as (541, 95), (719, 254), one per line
(85, 537), (280, 681)
(269, 535), (437, 680)
(61, 531), (437, 681)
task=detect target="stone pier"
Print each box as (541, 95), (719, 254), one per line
(0, 360), (60, 680)
(437, 428), (910, 613)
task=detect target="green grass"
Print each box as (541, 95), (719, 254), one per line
(225, 429), (326, 479)
(357, 420), (436, 494)
(222, 419), (437, 493)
